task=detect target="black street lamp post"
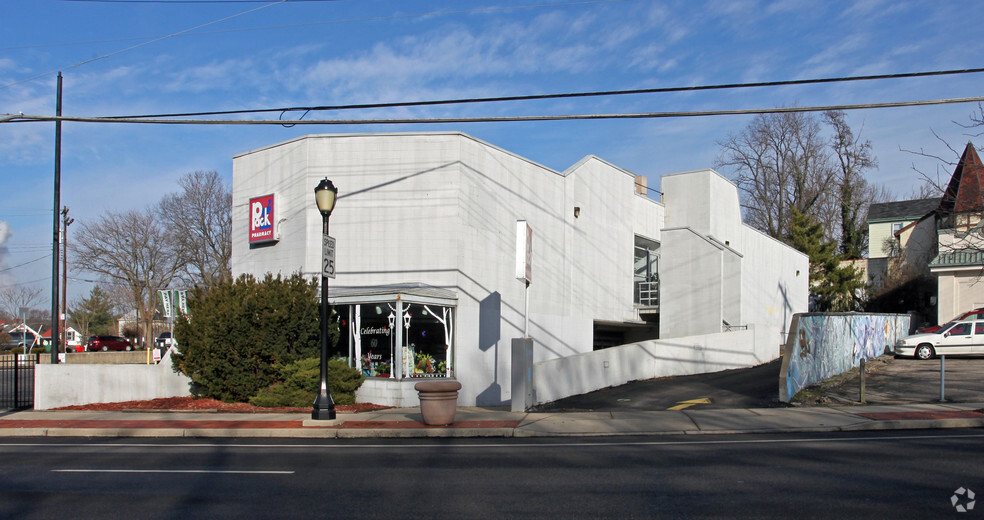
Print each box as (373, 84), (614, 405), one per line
(312, 177), (338, 421)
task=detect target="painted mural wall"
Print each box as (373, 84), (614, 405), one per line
(779, 313), (911, 402)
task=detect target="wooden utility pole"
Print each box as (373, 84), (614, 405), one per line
(61, 207), (73, 351)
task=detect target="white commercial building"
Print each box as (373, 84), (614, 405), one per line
(232, 132), (808, 407)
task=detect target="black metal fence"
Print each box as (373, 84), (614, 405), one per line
(0, 353), (38, 409)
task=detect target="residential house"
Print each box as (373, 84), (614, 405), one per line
(865, 197), (940, 291)
(929, 142), (984, 323)
(39, 327), (83, 352)
(863, 142), (984, 326)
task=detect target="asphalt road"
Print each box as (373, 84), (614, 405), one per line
(538, 358), (785, 411)
(1, 430), (982, 519)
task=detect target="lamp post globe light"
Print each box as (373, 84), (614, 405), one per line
(312, 177), (338, 421)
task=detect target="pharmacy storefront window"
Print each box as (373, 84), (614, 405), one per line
(350, 304), (396, 378)
(343, 301), (454, 379)
(402, 303), (454, 378)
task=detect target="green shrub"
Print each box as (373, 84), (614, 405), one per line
(250, 357), (365, 407)
(172, 273), (339, 403)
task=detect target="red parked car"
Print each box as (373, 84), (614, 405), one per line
(85, 335), (133, 352)
(917, 308), (984, 333)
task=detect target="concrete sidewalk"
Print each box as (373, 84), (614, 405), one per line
(1, 402), (983, 438)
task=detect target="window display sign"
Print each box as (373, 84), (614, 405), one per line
(343, 302), (454, 379)
(249, 193), (277, 244)
(357, 307), (393, 377)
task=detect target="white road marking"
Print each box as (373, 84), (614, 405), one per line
(53, 469), (293, 474)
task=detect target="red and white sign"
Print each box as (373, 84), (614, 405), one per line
(249, 193), (277, 243)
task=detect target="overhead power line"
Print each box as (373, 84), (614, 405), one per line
(0, 255), (53, 274)
(0, 277), (51, 289)
(96, 66), (984, 120)
(7, 95), (984, 125)
(4, 67), (984, 125)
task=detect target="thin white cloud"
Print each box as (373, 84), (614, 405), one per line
(0, 220), (11, 281)
(800, 33), (871, 77)
(296, 13), (655, 100)
(842, 0), (911, 20)
(164, 58), (258, 94)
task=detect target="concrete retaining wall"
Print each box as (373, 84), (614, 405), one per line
(34, 353), (193, 410)
(355, 378), (424, 408)
(532, 324), (780, 405)
(60, 351), (153, 364)
(778, 312), (911, 403)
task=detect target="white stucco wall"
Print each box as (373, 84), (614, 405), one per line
(740, 226), (809, 341)
(659, 169), (808, 340)
(662, 169), (743, 248)
(233, 133), (665, 406)
(564, 157), (644, 325)
(34, 355), (192, 410)
(533, 325), (779, 405)
(232, 133), (807, 407)
(935, 269), (984, 324)
(659, 227), (731, 338)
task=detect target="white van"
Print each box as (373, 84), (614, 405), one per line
(895, 320), (984, 359)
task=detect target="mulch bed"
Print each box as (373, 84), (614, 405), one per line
(54, 396), (390, 414)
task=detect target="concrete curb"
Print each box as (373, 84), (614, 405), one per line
(837, 418), (984, 432)
(2, 419), (983, 439)
(3, 403), (983, 439)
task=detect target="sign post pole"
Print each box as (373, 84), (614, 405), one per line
(515, 220), (533, 337)
(512, 220), (534, 412)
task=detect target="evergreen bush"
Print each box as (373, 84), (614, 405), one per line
(249, 357), (365, 407)
(172, 273), (340, 403)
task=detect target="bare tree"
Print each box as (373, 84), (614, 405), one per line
(900, 128), (965, 193)
(716, 111), (836, 241)
(0, 285), (45, 321)
(101, 282), (137, 319)
(910, 182), (943, 200)
(158, 171), (232, 290)
(958, 102), (984, 137)
(823, 110), (881, 258)
(73, 208), (182, 346)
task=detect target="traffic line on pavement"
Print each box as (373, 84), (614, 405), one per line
(667, 398), (711, 410)
(53, 469), (294, 475)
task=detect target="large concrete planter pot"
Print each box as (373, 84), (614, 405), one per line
(414, 380), (462, 426)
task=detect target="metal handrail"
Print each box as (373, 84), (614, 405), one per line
(635, 280), (659, 307)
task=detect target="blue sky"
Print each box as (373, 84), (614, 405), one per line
(3, 0), (984, 305)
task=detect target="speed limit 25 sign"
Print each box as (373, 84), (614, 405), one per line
(322, 235), (336, 279)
